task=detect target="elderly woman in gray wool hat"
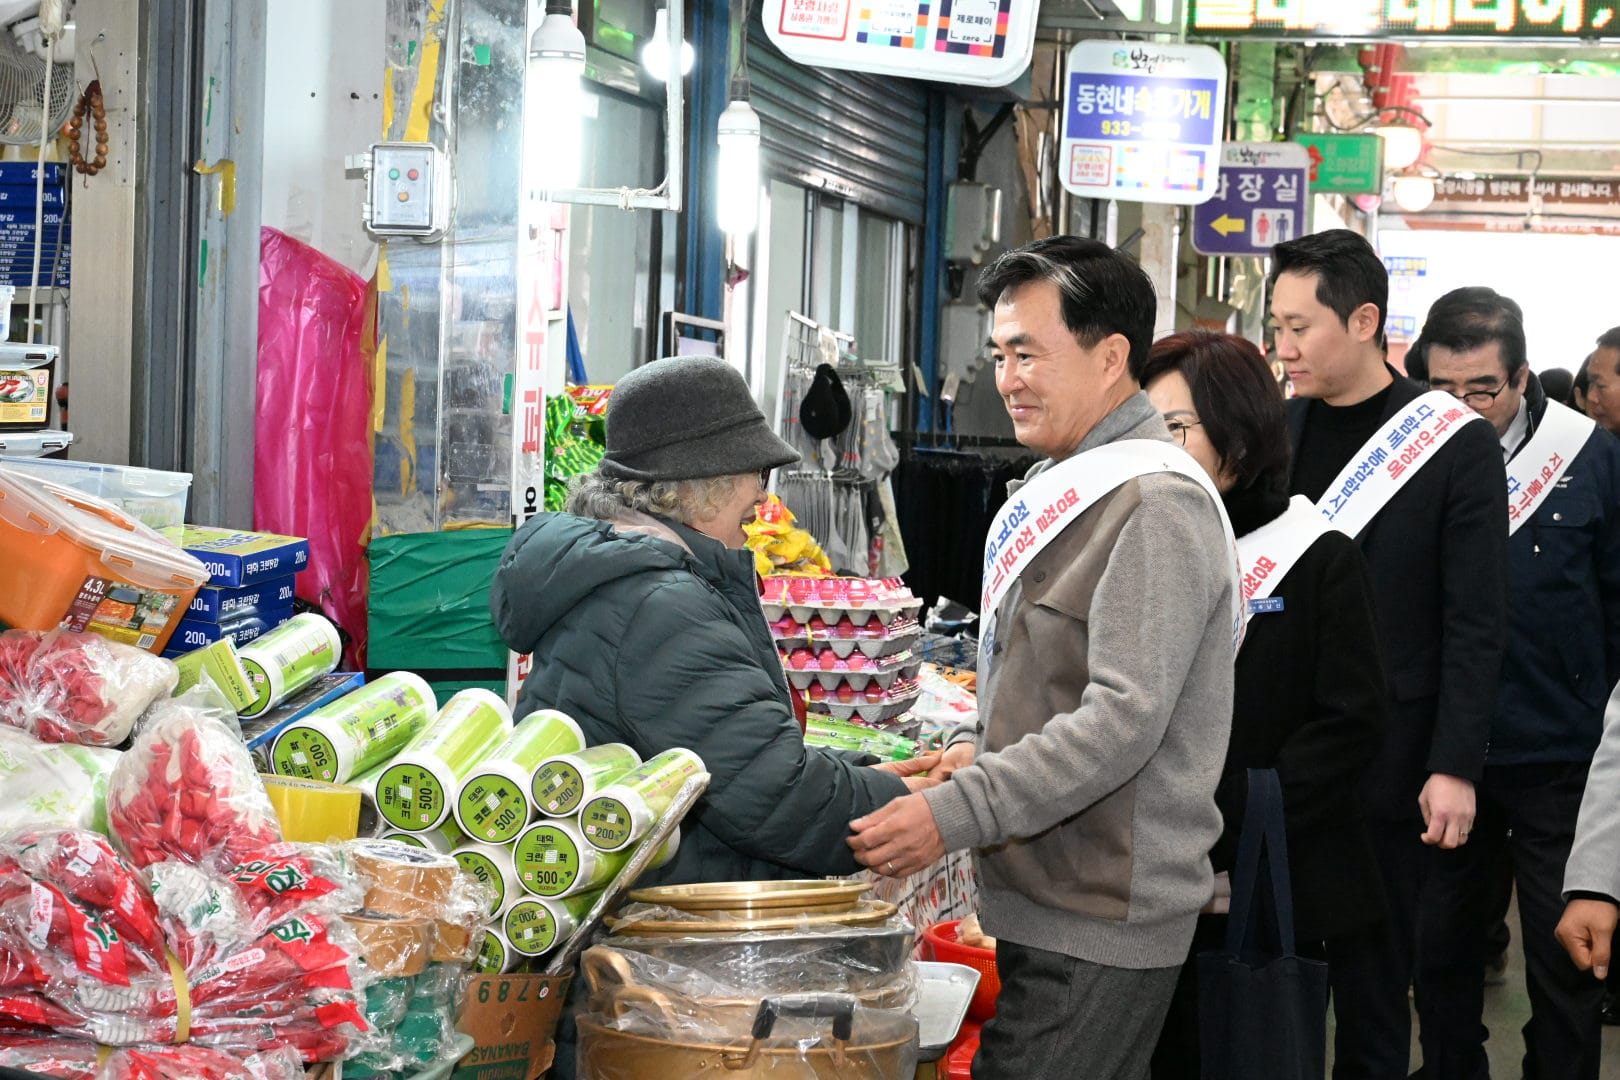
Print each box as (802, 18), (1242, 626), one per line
(491, 356), (934, 891)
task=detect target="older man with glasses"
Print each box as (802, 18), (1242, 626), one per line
(1414, 290), (1620, 1080)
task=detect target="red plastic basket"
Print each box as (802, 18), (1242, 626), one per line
(922, 919), (1000, 1021)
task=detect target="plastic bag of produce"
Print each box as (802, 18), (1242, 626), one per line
(0, 727), (118, 834)
(0, 630), (177, 747)
(0, 829), (372, 1061)
(0, 1035), (305, 1079)
(106, 693), (281, 872)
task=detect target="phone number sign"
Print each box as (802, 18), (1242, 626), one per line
(1060, 41), (1228, 205)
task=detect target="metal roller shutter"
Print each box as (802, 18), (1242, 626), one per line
(747, 22), (929, 224)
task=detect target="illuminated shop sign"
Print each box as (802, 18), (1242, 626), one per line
(1188, 0), (1619, 39)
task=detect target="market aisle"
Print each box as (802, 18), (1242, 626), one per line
(1326, 895), (1620, 1076)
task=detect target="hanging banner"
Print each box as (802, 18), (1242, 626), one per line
(762, 0), (1039, 87)
(1059, 41), (1227, 206)
(1192, 143), (1311, 256)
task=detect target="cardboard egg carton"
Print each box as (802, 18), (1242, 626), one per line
(806, 692), (921, 726)
(772, 623), (922, 661)
(782, 650), (923, 693)
(760, 575), (923, 627)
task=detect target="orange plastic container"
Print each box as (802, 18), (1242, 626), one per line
(0, 465), (209, 653)
(923, 920), (1001, 1022)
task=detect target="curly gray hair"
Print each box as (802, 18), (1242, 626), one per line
(566, 470), (748, 526)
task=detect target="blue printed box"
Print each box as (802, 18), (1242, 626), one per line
(186, 577), (297, 623)
(164, 606), (293, 653)
(160, 526), (310, 588)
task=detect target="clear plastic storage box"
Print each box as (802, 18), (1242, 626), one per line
(0, 456), (192, 529)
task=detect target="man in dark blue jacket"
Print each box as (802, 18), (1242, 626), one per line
(1414, 288), (1620, 1080)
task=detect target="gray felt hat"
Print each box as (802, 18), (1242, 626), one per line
(599, 356), (800, 482)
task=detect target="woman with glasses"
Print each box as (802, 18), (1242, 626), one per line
(1143, 331), (1390, 1078)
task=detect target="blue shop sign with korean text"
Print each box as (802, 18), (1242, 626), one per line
(1191, 142), (1312, 257)
(1060, 41), (1227, 206)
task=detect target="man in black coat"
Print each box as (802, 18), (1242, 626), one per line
(1412, 290), (1620, 1080)
(1270, 230), (1509, 1080)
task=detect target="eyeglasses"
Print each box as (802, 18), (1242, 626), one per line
(1435, 381), (1512, 408)
(759, 468), (773, 490)
(1164, 417), (1203, 447)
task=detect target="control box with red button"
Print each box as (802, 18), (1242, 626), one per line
(358, 142), (450, 239)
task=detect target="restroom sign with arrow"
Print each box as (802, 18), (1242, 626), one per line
(1192, 142), (1312, 257)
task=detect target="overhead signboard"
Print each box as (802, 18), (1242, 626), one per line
(1188, 0), (1620, 39)
(1431, 174), (1620, 206)
(1192, 142), (1312, 256)
(1293, 133), (1384, 195)
(761, 0), (1039, 87)
(1059, 41), (1228, 205)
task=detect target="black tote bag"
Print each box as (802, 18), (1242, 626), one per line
(1196, 768), (1330, 1080)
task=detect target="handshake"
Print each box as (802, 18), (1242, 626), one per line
(872, 742), (976, 793)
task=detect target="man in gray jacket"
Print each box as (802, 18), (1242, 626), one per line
(849, 236), (1237, 1080)
(1557, 679), (1620, 986)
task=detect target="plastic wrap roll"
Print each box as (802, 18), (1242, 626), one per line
(531, 743), (641, 819)
(270, 672), (436, 784)
(376, 689), (514, 832)
(455, 710), (585, 843)
(452, 840), (522, 917)
(379, 821), (466, 855)
(350, 837), (460, 918)
(503, 892), (600, 959)
(471, 928), (517, 974)
(260, 773), (362, 842)
(580, 748), (704, 852)
(353, 763), (386, 837)
(237, 613), (343, 719)
(513, 818), (679, 898)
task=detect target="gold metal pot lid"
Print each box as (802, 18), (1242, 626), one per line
(607, 899), (898, 936)
(626, 878), (872, 914)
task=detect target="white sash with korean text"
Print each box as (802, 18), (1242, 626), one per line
(1506, 400), (1594, 535)
(1315, 390), (1489, 538)
(980, 439), (1245, 671)
(1237, 495), (1332, 610)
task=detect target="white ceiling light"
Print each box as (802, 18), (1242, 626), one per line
(526, 0), (587, 194)
(716, 98), (761, 237)
(1377, 123), (1425, 171)
(643, 5), (694, 82)
(1393, 173), (1436, 213)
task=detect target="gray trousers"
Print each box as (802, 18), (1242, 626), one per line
(973, 939), (1183, 1080)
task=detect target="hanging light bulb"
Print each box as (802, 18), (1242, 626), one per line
(716, 97), (761, 236)
(525, 0), (587, 194)
(643, 4), (693, 82)
(1376, 122), (1424, 172)
(1392, 172), (1436, 213)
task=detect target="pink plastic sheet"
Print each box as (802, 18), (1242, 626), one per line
(255, 228), (372, 668)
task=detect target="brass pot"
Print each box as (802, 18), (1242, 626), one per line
(582, 947), (915, 1030)
(578, 993), (918, 1079)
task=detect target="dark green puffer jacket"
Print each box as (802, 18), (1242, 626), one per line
(490, 509), (907, 887)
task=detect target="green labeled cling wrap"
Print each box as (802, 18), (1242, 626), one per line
(531, 743), (641, 819)
(376, 689), (514, 832)
(579, 748), (704, 853)
(513, 818), (679, 898)
(270, 672), (437, 784)
(455, 710), (585, 843)
(503, 891), (601, 958)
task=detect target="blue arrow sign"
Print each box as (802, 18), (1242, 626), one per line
(1192, 143), (1312, 257)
